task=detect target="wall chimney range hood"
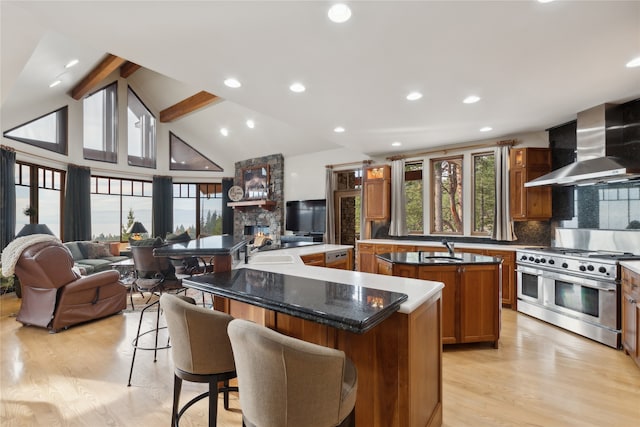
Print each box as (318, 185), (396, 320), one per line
(525, 103), (640, 187)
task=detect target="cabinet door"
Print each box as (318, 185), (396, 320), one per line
(510, 168), (526, 219)
(364, 180), (390, 220)
(486, 249), (515, 308)
(419, 266), (459, 344)
(393, 264), (417, 278)
(377, 259), (392, 275)
(459, 264), (501, 346)
(622, 291), (638, 360)
(357, 243), (376, 273)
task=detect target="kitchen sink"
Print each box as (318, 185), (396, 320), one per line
(248, 254), (296, 264)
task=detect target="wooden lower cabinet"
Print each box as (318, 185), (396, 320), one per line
(359, 242), (516, 308)
(378, 259), (501, 346)
(302, 249), (353, 270)
(622, 267), (640, 369)
(300, 252), (325, 267)
(219, 294), (443, 427)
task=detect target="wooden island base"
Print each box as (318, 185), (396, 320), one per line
(216, 293), (443, 427)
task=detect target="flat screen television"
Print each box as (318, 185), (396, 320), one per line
(285, 199), (326, 235)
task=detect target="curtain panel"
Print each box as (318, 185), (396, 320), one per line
(389, 159), (407, 236)
(152, 176), (173, 239)
(324, 167), (336, 244)
(493, 146), (517, 241)
(63, 164), (92, 242)
(0, 147), (16, 251)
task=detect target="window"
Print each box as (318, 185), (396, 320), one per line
(173, 183), (223, 237)
(405, 161), (424, 234)
(127, 87), (156, 168)
(4, 107), (68, 155)
(431, 156), (463, 234)
(90, 176), (152, 241)
(472, 152), (495, 235)
(83, 82), (117, 162)
(14, 162), (64, 237)
(170, 132), (223, 171)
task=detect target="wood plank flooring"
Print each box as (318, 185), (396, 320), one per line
(1, 291), (639, 427)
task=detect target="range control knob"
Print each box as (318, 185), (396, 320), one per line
(521, 255), (528, 261)
(587, 265), (594, 271)
(562, 262), (569, 268)
(579, 265), (587, 272)
(598, 266), (607, 274)
(540, 258), (546, 264)
(534, 258), (540, 263)
(529, 256), (535, 261)
(548, 259), (555, 265)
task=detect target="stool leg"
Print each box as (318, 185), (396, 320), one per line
(209, 377), (219, 427)
(127, 303), (147, 386)
(153, 298), (161, 362)
(173, 374), (182, 427)
(223, 379), (230, 410)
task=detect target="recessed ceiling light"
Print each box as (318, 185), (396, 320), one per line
(220, 128), (229, 136)
(224, 78), (242, 88)
(626, 57), (640, 68)
(246, 119), (255, 129)
(65, 59), (79, 68)
(334, 126), (345, 133)
(406, 92), (423, 101)
(49, 80), (62, 88)
(480, 126), (493, 132)
(391, 141), (402, 147)
(463, 95), (481, 104)
(289, 82), (306, 93)
(328, 4), (352, 23)
(538, 0), (555, 3)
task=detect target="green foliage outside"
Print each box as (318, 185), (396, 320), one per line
(473, 154), (496, 234)
(433, 158), (463, 233)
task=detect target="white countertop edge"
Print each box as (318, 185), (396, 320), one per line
(236, 262), (443, 314)
(620, 260), (640, 275)
(358, 238), (530, 252)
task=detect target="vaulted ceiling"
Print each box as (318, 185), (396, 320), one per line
(2, 1), (639, 164)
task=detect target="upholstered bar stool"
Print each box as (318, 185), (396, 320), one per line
(127, 243), (185, 386)
(160, 293), (238, 427)
(227, 319), (358, 427)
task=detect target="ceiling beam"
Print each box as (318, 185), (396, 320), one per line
(71, 54), (126, 100)
(120, 61), (141, 78)
(160, 91), (221, 123)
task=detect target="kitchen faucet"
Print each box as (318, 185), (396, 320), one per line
(442, 239), (455, 256)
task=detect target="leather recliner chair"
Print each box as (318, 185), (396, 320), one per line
(14, 240), (127, 332)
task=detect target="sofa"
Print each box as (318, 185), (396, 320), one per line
(64, 241), (128, 275)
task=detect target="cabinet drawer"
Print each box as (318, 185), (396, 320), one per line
(300, 253), (325, 267)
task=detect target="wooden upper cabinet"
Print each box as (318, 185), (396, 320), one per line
(509, 147), (552, 221)
(363, 165), (391, 221)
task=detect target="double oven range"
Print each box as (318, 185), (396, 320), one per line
(516, 247), (640, 348)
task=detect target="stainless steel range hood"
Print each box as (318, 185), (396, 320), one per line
(525, 103), (640, 187)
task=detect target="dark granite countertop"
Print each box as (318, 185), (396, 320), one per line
(154, 235), (248, 257)
(377, 251), (502, 265)
(257, 241), (323, 251)
(182, 269), (408, 334)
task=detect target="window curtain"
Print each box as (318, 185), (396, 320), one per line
(63, 164), (92, 242)
(152, 176), (173, 239)
(493, 145), (517, 241)
(0, 146), (16, 251)
(389, 159), (407, 236)
(359, 161), (368, 241)
(324, 167), (336, 244)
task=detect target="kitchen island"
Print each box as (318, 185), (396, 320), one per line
(183, 257), (444, 427)
(377, 251), (502, 347)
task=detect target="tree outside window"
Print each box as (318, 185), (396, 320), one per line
(431, 156), (462, 234)
(405, 162), (423, 234)
(472, 152), (495, 235)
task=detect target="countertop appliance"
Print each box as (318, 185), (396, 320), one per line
(516, 246), (640, 348)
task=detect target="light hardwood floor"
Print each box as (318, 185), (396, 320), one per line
(1, 291), (639, 427)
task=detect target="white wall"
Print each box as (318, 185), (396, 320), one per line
(284, 147), (371, 202)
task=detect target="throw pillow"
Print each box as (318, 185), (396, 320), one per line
(85, 242), (112, 259)
(129, 237), (165, 247)
(165, 231), (191, 243)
